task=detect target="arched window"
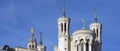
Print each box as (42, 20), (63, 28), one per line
(64, 23), (66, 32)
(29, 45), (31, 48)
(61, 23), (63, 31)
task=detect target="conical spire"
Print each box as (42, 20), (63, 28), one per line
(62, 0), (66, 17)
(39, 32), (43, 45)
(94, 8), (97, 22)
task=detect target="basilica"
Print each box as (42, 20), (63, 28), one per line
(54, 1), (102, 51)
(14, 1), (102, 51)
(54, 9), (102, 51)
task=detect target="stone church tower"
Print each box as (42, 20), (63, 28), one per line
(89, 9), (102, 51)
(15, 28), (46, 51)
(56, 0), (70, 51)
(57, 10), (70, 51)
(54, 1), (102, 51)
(27, 27), (37, 51)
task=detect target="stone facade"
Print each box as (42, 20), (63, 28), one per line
(54, 9), (102, 51)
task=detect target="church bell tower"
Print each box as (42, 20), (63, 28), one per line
(58, 0), (70, 51)
(27, 27), (37, 51)
(90, 9), (102, 51)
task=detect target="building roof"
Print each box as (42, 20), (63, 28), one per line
(72, 29), (93, 36)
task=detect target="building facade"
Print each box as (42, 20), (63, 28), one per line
(54, 5), (102, 51)
(15, 28), (46, 51)
(15, 1), (102, 51)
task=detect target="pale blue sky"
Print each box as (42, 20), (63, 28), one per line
(0, 0), (120, 51)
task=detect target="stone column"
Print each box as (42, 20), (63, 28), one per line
(84, 44), (86, 51)
(89, 44), (92, 51)
(89, 42), (92, 51)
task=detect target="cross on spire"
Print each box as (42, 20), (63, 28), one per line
(39, 32), (43, 45)
(94, 8), (97, 22)
(62, 0), (66, 17)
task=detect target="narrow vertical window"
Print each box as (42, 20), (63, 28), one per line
(61, 23), (63, 31)
(32, 45), (34, 48)
(97, 28), (98, 37)
(86, 39), (89, 51)
(29, 45), (31, 48)
(93, 29), (95, 33)
(77, 45), (78, 51)
(64, 23), (66, 32)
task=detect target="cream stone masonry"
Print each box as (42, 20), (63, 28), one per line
(54, 8), (102, 51)
(14, 1), (102, 51)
